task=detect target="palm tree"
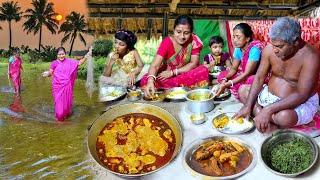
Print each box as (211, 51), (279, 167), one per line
(59, 11), (89, 56)
(0, 1), (22, 49)
(23, 0), (58, 51)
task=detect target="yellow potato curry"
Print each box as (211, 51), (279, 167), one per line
(96, 113), (176, 174)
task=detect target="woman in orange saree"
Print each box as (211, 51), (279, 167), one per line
(141, 15), (209, 96)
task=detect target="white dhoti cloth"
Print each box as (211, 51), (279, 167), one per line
(257, 85), (319, 125)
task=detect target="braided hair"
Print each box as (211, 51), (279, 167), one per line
(115, 30), (137, 50)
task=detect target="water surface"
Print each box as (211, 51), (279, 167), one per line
(0, 64), (105, 179)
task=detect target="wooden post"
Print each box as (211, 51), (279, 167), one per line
(117, 18), (122, 30)
(147, 19), (153, 40)
(162, 12), (168, 37)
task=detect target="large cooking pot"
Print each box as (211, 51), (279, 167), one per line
(185, 88), (215, 113)
(87, 103), (183, 178)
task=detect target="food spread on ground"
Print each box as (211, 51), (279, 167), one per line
(269, 137), (313, 174)
(128, 91), (141, 97)
(190, 139), (252, 176)
(188, 93), (212, 101)
(99, 86), (127, 102)
(143, 93), (165, 101)
(211, 85), (231, 99)
(96, 113), (176, 174)
(166, 89), (187, 99)
(212, 113), (254, 134)
(100, 90), (124, 101)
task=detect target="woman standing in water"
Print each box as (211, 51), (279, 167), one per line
(8, 48), (23, 97)
(42, 46), (92, 122)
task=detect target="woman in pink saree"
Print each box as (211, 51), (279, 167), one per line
(8, 49), (23, 97)
(142, 15), (209, 97)
(42, 47), (92, 122)
(215, 23), (265, 101)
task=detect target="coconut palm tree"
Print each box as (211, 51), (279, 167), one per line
(59, 11), (89, 56)
(23, 0), (58, 51)
(0, 1), (22, 49)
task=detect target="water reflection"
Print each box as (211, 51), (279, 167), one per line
(0, 67), (105, 178)
(0, 95), (23, 120)
(9, 95), (25, 113)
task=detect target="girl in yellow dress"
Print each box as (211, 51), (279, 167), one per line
(99, 30), (144, 87)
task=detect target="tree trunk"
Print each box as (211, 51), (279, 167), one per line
(8, 21), (12, 49)
(38, 26), (42, 51)
(69, 31), (76, 56)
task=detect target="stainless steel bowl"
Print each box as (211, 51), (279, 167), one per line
(190, 113), (206, 125)
(183, 136), (257, 179)
(87, 103), (183, 178)
(209, 66), (226, 78)
(185, 89), (215, 113)
(261, 130), (319, 177)
(164, 87), (189, 100)
(127, 90), (142, 101)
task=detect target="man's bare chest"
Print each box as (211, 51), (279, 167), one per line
(271, 59), (301, 81)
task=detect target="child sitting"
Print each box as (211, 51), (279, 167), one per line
(203, 36), (232, 71)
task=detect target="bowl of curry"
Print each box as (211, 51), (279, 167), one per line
(87, 103), (183, 177)
(183, 136), (257, 179)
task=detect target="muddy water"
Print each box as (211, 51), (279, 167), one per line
(0, 64), (105, 178)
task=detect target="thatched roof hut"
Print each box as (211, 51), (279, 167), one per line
(87, 0), (320, 37)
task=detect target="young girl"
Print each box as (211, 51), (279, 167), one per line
(42, 46), (92, 122)
(203, 36), (232, 71)
(99, 29), (144, 88)
(8, 48), (23, 97)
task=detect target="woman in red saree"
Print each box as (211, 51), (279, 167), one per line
(141, 15), (209, 96)
(8, 48), (23, 97)
(215, 23), (265, 101)
(42, 47), (92, 122)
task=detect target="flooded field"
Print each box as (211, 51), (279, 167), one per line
(0, 64), (106, 179)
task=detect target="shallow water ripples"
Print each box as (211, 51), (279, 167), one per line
(0, 70), (104, 178)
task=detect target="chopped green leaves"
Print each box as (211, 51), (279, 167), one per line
(270, 138), (313, 174)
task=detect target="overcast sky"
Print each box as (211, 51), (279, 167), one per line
(0, 0), (94, 51)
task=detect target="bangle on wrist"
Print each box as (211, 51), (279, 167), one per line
(222, 78), (228, 81)
(147, 74), (156, 80)
(228, 80), (233, 87)
(175, 68), (179, 76)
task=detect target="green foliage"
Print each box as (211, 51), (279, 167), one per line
(135, 37), (161, 64)
(40, 45), (57, 62)
(27, 49), (42, 63)
(194, 20), (228, 63)
(78, 56), (106, 80)
(23, 0), (58, 51)
(92, 39), (113, 57)
(27, 45), (57, 63)
(20, 45), (31, 54)
(1, 46), (19, 58)
(1, 48), (13, 58)
(0, 0), (23, 48)
(59, 11), (89, 56)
